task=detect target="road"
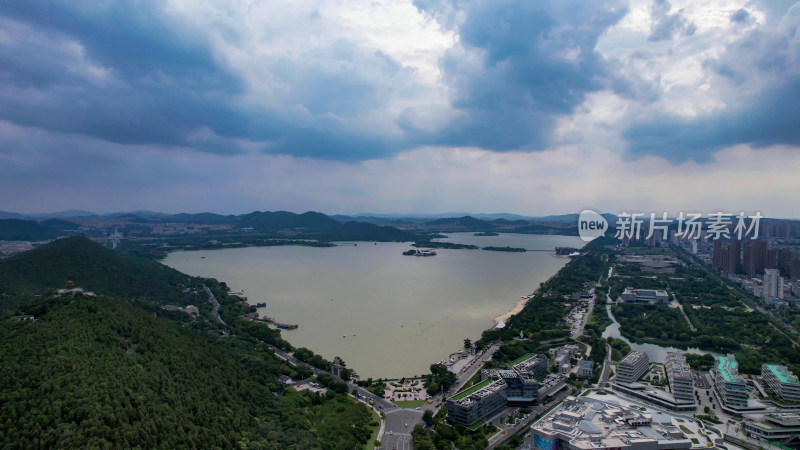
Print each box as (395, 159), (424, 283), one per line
(380, 409), (422, 450)
(449, 343), (501, 396)
(263, 342), (427, 448)
(486, 387), (573, 449)
(571, 290), (595, 339)
(202, 284), (226, 325)
(599, 343), (613, 387)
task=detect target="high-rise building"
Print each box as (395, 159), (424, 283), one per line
(767, 248), (779, 270)
(792, 258), (800, 280)
(713, 240), (723, 270)
(744, 240), (767, 277)
(727, 239), (741, 273)
(616, 350), (650, 384)
(778, 248), (793, 273)
(763, 268), (783, 300)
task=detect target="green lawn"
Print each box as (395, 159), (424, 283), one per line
(451, 379), (494, 401)
(679, 424), (693, 434)
(364, 409), (381, 450)
(691, 438), (700, 444)
(508, 353), (534, 367)
(466, 420), (486, 431)
(394, 399), (425, 408)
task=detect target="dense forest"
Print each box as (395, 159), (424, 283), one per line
(609, 245), (800, 375)
(0, 236), (195, 312)
(0, 237), (378, 448)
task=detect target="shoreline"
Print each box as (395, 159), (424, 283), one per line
(491, 267), (563, 329)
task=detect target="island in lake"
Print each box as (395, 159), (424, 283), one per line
(473, 231), (499, 236)
(482, 246), (526, 252)
(412, 241), (478, 250)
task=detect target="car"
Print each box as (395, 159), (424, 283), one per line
(415, 406), (421, 410)
(390, 431), (393, 435)
(405, 423), (408, 427)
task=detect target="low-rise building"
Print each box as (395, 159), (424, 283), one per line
(512, 354), (549, 377)
(577, 360), (594, 378)
(530, 396), (692, 450)
(665, 352), (694, 404)
(711, 354), (748, 409)
(617, 350), (650, 384)
(762, 364), (800, 402)
(742, 413), (800, 445)
(621, 288), (670, 304)
(446, 379), (507, 426)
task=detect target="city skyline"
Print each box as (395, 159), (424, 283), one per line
(2, 0), (799, 216)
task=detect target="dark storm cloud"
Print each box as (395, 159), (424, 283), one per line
(623, 2), (800, 162)
(730, 8), (751, 24)
(411, 0), (628, 151)
(0, 2), (247, 153)
(0, 1), (404, 159)
(647, 0), (696, 42)
(623, 79), (800, 163)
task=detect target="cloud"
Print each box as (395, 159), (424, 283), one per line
(3, 120), (800, 217)
(0, 1), (441, 160)
(623, 2), (800, 162)
(730, 8), (751, 24)
(647, 0), (696, 42)
(411, 0), (629, 151)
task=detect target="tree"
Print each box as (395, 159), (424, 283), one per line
(422, 410), (434, 426)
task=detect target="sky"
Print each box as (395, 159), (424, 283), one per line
(1, 0), (799, 217)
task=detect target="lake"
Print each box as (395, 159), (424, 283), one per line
(163, 232), (584, 379)
(602, 304), (716, 362)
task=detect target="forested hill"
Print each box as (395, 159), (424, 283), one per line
(0, 294), (374, 448)
(0, 236), (191, 311)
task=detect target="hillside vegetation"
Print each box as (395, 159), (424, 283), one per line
(0, 236), (194, 312)
(0, 237), (377, 448)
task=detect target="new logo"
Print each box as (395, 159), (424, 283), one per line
(578, 210), (607, 241)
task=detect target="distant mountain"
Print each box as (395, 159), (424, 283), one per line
(238, 210), (340, 230)
(0, 218), (79, 241)
(0, 236), (191, 310)
(23, 210), (96, 219)
(0, 211), (24, 220)
(165, 212), (236, 224)
(312, 221), (418, 241)
(526, 213), (618, 223)
(425, 216), (495, 231)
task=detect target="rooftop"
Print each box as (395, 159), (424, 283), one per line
(620, 350), (648, 367)
(716, 354), (743, 383)
(766, 364), (800, 385)
(508, 353), (535, 367)
(451, 379), (497, 402)
(531, 396), (691, 449)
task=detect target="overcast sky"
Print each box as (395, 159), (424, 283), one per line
(1, 0), (799, 217)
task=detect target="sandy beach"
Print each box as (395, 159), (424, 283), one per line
(493, 297), (529, 328)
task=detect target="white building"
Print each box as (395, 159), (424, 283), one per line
(530, 396), (692, 450)
(665, 352), (695, 404)
(762, 364), (800, 403)
(621, 288), (670, 304)
(711, 354), (748, 409)
(616, 350), (650, 384)
(763, 268), (785, 300)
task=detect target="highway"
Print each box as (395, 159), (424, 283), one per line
(202, 284), (226, 325)
(599, 343), (613, 387)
